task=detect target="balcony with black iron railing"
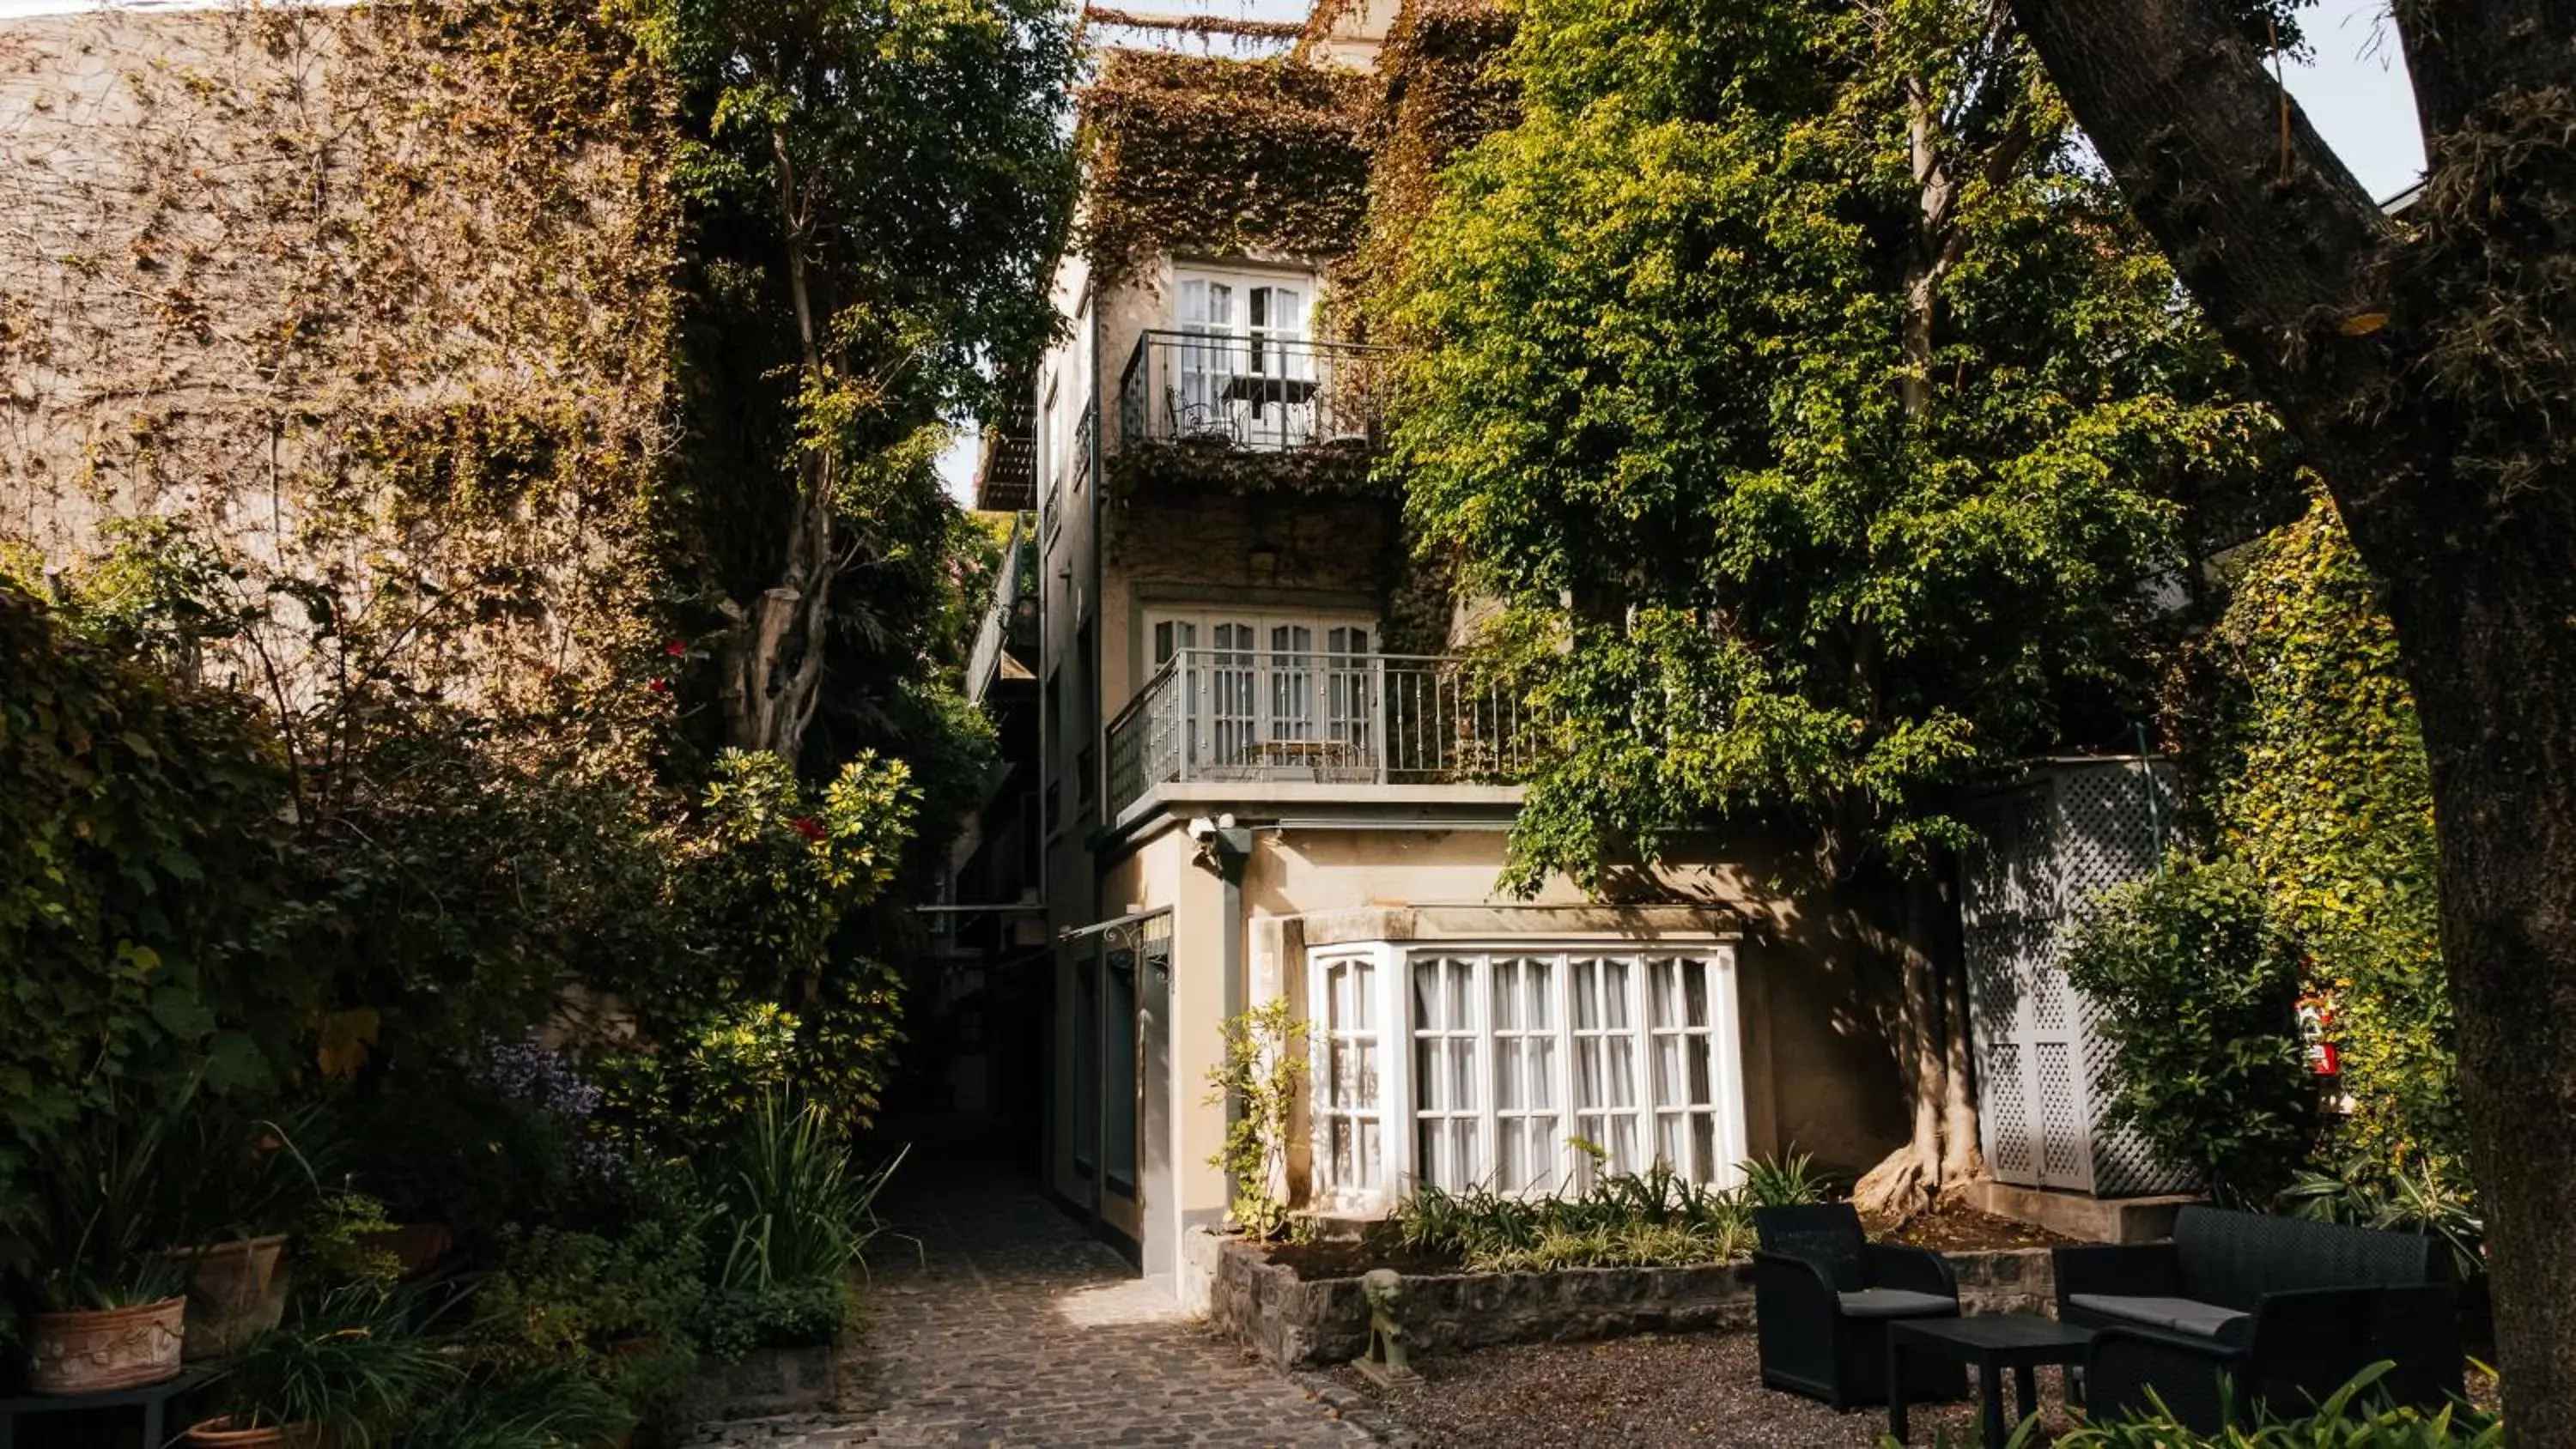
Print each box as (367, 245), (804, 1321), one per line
(1104, 649), (1534, 815)
(1115, 330), (1389, 464)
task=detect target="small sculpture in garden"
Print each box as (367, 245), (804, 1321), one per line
(1356, 1268), (1420, 1386)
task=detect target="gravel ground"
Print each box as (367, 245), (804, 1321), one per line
(1333, 1329), (2079, 1448)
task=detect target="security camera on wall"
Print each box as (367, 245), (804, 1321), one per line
(1186, 816), (1218, 843)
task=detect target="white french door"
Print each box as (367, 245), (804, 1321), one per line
(1145, 609), (1374, 775)
(1174, 269), (1315, 447)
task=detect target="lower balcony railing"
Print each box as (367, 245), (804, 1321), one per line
(1104, 651), (1533, 814)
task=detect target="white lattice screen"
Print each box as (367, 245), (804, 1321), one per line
(1962, 759), (2197, 1197)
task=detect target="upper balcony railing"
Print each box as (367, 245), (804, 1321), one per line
(1115, 330), (1388, 455)
(1105, 650), (1534, 815)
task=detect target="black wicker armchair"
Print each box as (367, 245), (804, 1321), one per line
(1752, 1203), (1970, 1410)
(2056, 1206), (2464, 1432)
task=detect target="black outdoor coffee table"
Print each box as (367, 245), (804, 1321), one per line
(1887, 1314), (2093, 1446)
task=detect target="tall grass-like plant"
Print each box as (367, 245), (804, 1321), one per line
(6, 1084), (197, 1310)
(394, 1363), (630, 1449)
(710, 1094), (902, 1292)
(1389, 1151), (1822, 1271)
(206, 1289), (453, 1449)
(2281, 1157), (2485, 1283)
(1741, 1150), (1822, 1207)
(2040, 1364), (2501, 1448)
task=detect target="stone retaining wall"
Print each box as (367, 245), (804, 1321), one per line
(1195, 1231), (2056, 1370)
(683, 1341), (843, 1423)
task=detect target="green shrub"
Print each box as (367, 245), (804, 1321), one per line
(2063, 857), (2314, 1204)
(1390, 1153), (1820, 1272)
(474, 1222), (706, 1360)
(0, 582), (311, 1203)
(689, 1276), (854, 1361)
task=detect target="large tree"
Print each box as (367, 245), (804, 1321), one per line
(1389, 0), (2278, 1212)
(645, 0), (1078, 761)
(2008, 2), (2576, 1432)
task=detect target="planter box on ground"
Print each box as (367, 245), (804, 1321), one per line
(1194, 1232), (2057, 1371)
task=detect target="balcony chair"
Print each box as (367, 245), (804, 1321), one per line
(1751, 1203), (1969, 1411)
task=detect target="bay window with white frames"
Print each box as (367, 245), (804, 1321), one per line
(1306, 943), (1746, 1213)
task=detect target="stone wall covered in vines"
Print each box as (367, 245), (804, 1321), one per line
(1078, 50), (1371, 287)
(0, 0), (677, 758)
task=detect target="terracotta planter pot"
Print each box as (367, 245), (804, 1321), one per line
(25, 1295), (187, 1394)
(356, 1222), (453, 1277)
(185, 1416), (326, 1448)
(173, 1234), (292, 1361)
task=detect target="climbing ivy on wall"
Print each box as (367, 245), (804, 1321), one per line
(2214, 493), (2463, 1192)
(1338, 0), (1518, 343)
(0, 0), (680, 767)
(1078, 51), (1372, 287)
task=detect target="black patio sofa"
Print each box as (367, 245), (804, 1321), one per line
(2055, 1205), (2464, 1431)
(1751, 1203), (1970, 1411)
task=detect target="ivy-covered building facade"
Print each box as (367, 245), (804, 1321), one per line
(959, 2), (1905, 1304)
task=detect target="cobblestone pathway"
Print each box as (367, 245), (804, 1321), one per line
(687, 1161), (1385, 1448)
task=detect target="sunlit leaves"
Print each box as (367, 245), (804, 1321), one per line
(1385, 0), (2275, 886)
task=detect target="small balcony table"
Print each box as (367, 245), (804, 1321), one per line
(1886, 1314), (2092, 1447)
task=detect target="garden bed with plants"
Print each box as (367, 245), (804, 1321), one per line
(0, 1050), (902, 1448)
(1206, 1159), (2055, 1370)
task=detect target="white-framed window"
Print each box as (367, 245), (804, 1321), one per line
(1315, 953), (1383, 1209)
(1309, 943), (1747, 1213)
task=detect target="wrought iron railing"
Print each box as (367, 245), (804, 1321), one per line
(1115, 330), (1388, 454)
(1105, 651), (1533, 813)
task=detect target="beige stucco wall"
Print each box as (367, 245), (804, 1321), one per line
(1063, 809), (1907, 1302)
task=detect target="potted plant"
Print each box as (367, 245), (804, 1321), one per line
(186, 1289), (447, 1449)
(167, 1100), (331, 1360)
(9, 1100), (193, 1394)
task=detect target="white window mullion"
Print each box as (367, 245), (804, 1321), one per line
(1382, 943), (1412, 1200)
(1552, 950), (1579, 1192)
(1711, 951), (1747, 1190)
(1475, 954), (1500, 1192)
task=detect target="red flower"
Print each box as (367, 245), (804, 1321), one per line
(790, 816), (826, 843)
(647, 677), (670, 694)
(664, 639), (687, 658)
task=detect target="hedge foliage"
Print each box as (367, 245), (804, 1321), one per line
(0, 583), (313, 1195)
(2063, 857), (2317, 1204)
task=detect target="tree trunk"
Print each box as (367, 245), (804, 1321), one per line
(1851, 870), (1983, 1221)
(722, 127), (841, 761)
(2012, 1), (2576, 1432)
(1851, 74), (1993, 1221)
